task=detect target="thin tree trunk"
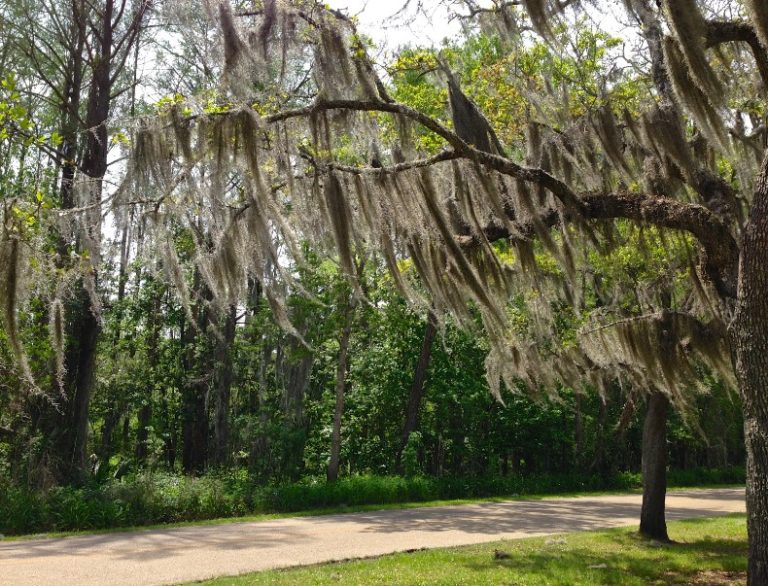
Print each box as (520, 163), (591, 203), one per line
(327, 306), (352, 483)
(60, 0), (118, 482)
(589, 396), (609, 474)
(135, 403), (152, 464)
(99, 406), (119, 460)
(100, 221), (132, 460)
(181, 270), (210, 474)
(136, 281), (162, 465)
(396, 311), (437, 472)
(181, 346), (209, 474)
(213, 305), (237, 467)
(732, 151), (768, 585)
(639, 391), (670, 541)
(41, 0), (149, 484)
(250, 338), (272, 472)
(574, 393), (584, 467)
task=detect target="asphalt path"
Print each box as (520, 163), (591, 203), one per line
(0, 487), (745, 586)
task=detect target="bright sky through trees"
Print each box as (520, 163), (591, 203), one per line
(328, 0), (463, 50)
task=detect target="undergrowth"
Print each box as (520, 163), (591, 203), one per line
(0, 467), (745, 536)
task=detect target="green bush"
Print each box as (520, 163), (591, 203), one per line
(0, 467), (745, 536)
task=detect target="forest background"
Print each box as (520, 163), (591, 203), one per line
(0, 0), (748, 538)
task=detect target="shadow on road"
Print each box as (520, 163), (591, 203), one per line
(0, 489), (745, 565)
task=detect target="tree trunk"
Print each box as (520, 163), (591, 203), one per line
(639, 391), (670, 541)
(136, 283), (162, 465)
(250, 338), (272, 472)
(181, 349), (209, 474)
(589, 396), (610, 474)
(62, 289), (101, 481)
(574, 393), (584, 467)
(731, 151), (768, 585)
(59, 0), (118, 482)
(38, 0), (150, 484)
(396, 311), (437, 472)
(135, 403), (152, 464)
(213, 306), (237, 467)
(327, 308), (352, 483)
(181, 271), (210, 474)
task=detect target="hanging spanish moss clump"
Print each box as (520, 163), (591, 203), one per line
(663, 37), (728, 148)
(642, 156), (676, 198)
(447, 77), (497, 154)
(314, 13), (355, 99)
(662, 0), (724, 104)
(157, 226), (194, 323)
(219, 1), (248, 74)
(0, 235), (22, 365)
(256, 0), (277, 58)
(323, 172), (356, 279)
(0, 230), (35, 388)
(475, 1), (523, 43)
(591, 105), (632, 178)
(641, 104), (696, 182)
(521, 0), (554, 40)
(579, 310), (734, 406)
(49, 297), (66, 395)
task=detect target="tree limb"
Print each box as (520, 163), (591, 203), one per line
(261, 95), (741, 293)
(705, 20), (768, 91)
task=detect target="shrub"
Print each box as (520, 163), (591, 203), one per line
(0, 467), (745, 536)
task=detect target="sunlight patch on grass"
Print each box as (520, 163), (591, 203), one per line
(198, 514), (747, 586)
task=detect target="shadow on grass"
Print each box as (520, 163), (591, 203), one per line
(460, 525), (747, 585)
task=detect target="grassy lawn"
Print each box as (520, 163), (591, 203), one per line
(198, 514), (747, 586)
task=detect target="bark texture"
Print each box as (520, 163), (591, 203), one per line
(732, 152), (768, 585)
(639, 391), (670, 542)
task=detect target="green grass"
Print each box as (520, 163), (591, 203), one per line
(198, 514), (747, 586)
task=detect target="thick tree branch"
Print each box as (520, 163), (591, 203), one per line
(705, 20), (768, 91)
(262, 96), (740, 293)
(581, 193), (738, 297)
(457, 191), (739, 297)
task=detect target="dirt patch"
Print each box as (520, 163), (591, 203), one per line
(687, 570), (747, 585)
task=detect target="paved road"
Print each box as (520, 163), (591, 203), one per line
(0, 488), (745, 586)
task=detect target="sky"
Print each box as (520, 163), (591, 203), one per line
(327, 0), (464, 53)
(326, 1), (633, 59)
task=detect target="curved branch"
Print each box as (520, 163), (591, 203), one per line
(457, 191), (738, 297)
(705, 20), (768, 91)
(265, 98), (584, 210)
(265, 98), (467, 150)
(581, 193), (738, 297)
(202, 94), (741, 296)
